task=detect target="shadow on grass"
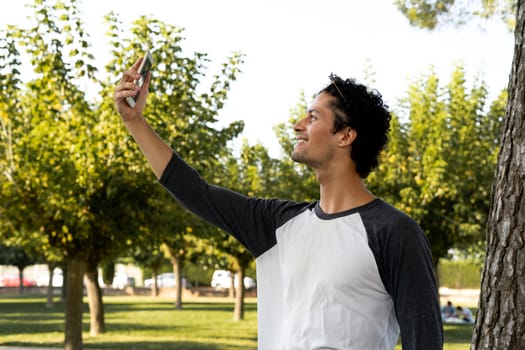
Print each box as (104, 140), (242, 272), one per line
(443, 323), (474, 344)
(105, 301), (257, 313)
(85, 340), (247, 350)
(0, 341), (226, 350)
(0, 303), (251, 335)
(0, 296), (258, 349)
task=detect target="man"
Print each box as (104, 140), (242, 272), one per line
(442, 300), (456, 320)
(114, 57), (443, 349)
(456, 306), (474, 324)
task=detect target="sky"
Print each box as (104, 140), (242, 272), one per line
(1, 0), (515, 157)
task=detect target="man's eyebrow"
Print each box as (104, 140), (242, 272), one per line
(307, 108), (321, 114)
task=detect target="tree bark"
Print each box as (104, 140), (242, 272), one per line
(64, 255), (86, 350)
(17, 267), (25, 295)
(46, 264), (54, 309)
(151, 268), (159, 297)
(171, 255), (183, 309)
(233, 266), (246, 321)
(228, 273), (235, 298)
(85, 263), (106, 336)
(471, 2), (525, 349)
(62, 263), (67, 301)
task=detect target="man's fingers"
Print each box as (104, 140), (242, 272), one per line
(132, 57), (143, 70)
(119, 58), (142, 83)
(114, 57), (148, 118)
(114, 89), (134, 102)
(120, 69), (140, 84)
(114, 82), (139, 99)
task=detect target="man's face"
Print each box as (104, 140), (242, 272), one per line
(291, 92), (345, 168)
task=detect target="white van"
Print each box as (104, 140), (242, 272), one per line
(211, 270), (256, 290)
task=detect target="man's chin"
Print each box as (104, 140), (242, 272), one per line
(291, 152), (306, 164)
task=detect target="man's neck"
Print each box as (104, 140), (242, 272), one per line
(315, 166), (375, 214)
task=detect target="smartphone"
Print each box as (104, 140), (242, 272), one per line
(125, 51), (154, 108)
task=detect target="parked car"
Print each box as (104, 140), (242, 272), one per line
(211, 270), (256, 290)
(0, 275), (37, 287)
(144, 273), (185, 288)
(112, 272), (135, 289)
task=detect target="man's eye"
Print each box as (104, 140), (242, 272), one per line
(310, 115), (318, 121)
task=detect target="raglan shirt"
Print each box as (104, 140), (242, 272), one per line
(159, 152), (443, 350)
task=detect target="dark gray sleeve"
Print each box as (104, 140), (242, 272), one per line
(159, 152), (307, 258)
(362, 203), (444, 350)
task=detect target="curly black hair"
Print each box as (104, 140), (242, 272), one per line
(319, 73), (391, 178)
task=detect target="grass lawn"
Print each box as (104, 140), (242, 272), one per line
(0, 294), (474, 349)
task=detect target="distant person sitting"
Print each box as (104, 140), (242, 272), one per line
(441, 301), (456, 319)
(456, 306), (474, 324)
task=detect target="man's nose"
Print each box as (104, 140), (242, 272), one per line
(293, 116), (307, 132)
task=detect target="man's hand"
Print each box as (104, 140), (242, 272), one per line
(113, 58), (151, 123)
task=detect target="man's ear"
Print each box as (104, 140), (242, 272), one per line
(338, 127), (356, 147)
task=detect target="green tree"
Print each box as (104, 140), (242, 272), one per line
(1, 1), (99, 347)
(1, 1), (245, 349)
(368, 66), (504, 273)
(220, 141), (272, 320)
(395, 0), (516, 29)
(395, 2), (524, 347)
(0, 244), (36, 294)
(129, 229), (168, 297)
(102, 11), (245, 311)
(160, 209), (206, 308)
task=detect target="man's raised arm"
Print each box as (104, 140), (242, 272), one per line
(113, 58), (172, 179)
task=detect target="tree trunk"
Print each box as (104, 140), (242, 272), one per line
(233, 266), (246, 321)
(17, 267), (25, 295)
(171, 255), (183, 310)
(228, 273), (235, 298)
(85, 263), (106, 336)
(471, 2), (525, 349)
(151, 268), (159, 297)
(62, 263), (67, 301)
(64, 255), (86, 350)
(46, 264), (54, 308)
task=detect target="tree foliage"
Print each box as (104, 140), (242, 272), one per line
(100, 11), (246, 311)
(1, 0), (245, 347)
(367, 66), (504, 266)
(395, 0), (516, 29)
(395, 1), (525, 347)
